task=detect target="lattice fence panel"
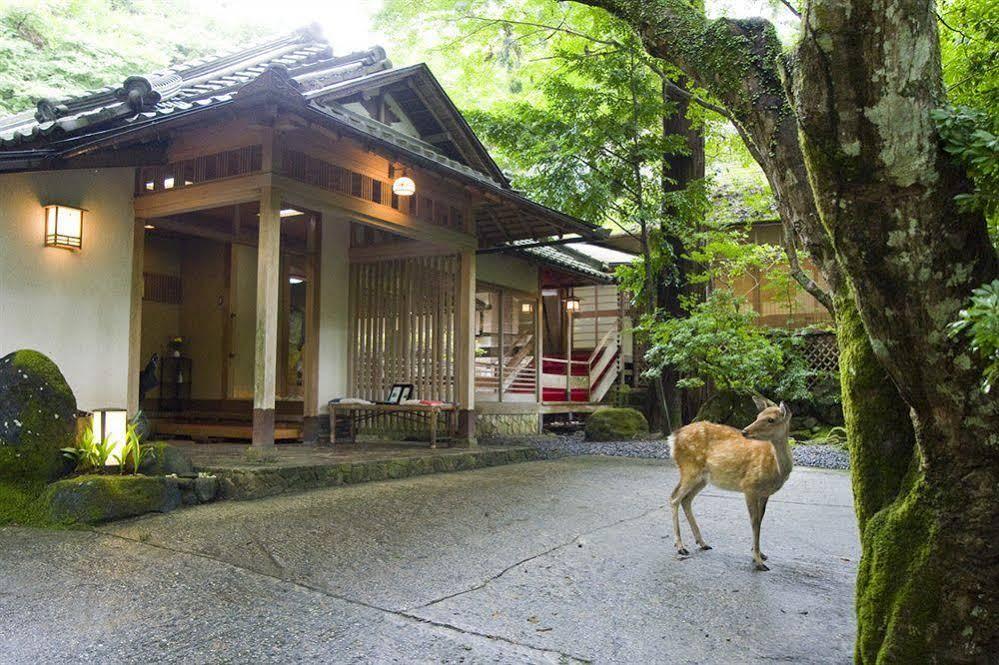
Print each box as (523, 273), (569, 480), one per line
(800, 331), (839, 389)
(348, 254), (459, 435)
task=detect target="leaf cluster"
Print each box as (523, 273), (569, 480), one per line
(640, 289), (813, 400)
(948, 279), (999, 393)
(932, 106), (999, 231)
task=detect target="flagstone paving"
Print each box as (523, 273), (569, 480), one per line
(0, 457), (858, 664)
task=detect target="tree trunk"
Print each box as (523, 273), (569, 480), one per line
(569, 0), (999, 658)
(659, 76), (705, 425)
(790, 1), (999, 660)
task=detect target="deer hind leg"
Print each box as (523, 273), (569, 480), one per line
(745, 493), (769, 571)
(681, 478), (711, 550)
(671, 471), (705, 556)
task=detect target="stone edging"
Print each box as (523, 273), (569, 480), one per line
(205, 447), (541, 501)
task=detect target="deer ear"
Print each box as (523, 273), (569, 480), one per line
(752, 394), (771, 411)
(779, 401), (791, 420)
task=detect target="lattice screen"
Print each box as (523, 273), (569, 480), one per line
(801, 332), (839, 374)
(349, 254), (459, 403)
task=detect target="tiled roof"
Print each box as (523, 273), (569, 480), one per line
(0, 27), (604, 242)
(514, 242), (615, 283)
(0, 27), (353, 147)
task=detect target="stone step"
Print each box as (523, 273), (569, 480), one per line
(200, 446), (541, 501)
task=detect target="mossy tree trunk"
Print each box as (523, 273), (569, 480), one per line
(791, 3), (999, 657)
(570, 0), (998, 659)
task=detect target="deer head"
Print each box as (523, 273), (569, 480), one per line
(741, 396), (792, 441)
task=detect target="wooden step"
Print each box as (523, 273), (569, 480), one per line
(151, 420), (302, 441)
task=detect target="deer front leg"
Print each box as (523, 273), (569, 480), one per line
(758, 496), (769, 561)
(745, 493), (769, 571)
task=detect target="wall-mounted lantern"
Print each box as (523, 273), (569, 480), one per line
(43, 204), (84, 250)
(392, 175), (416, 197)
(91, 408), (127, 466)
(521, 301), (535, 314)
(564, 295), (581, 313)
(390, 164), (416, 197)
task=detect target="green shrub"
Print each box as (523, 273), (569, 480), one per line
(585, 407), (649, 441)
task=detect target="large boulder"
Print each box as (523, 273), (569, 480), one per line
(41, 474), (181, 524)
(0, 350), (77, 482)
(584, 407), (649, 441)
(693, 390), (762, 429)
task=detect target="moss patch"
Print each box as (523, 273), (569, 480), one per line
(855, 470), (943, 663)
(584, 407), (650, 441)
(835, 290), (915, 529)
(0, 480), (51, 527)
(40, 474), (179, 525)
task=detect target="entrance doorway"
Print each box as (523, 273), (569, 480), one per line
(138, 202), (317, 441)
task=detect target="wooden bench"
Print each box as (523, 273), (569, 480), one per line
(328, 402), (458, 448)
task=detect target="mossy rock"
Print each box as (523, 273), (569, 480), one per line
(693, 390), (761, 429)
(138, 442), (194, 476)
(0, 350), (77, 483)
(41, 474), (181, 524)
(584, 407), (649, 441)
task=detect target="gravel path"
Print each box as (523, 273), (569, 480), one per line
(484, 431), (850, 470)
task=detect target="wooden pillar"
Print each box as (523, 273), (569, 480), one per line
(497, 291), (505, 403)
(301, 214), (323, 444)
(126, 219), (146, 415)
(455, 249), (476, 446)
(534, 286), (543, 405)
(252, 186), (282, 448)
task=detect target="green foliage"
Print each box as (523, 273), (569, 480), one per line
(641, 289), (815, 399)
(0, 0), (259, 115)
(61, 425), (116, 473)
(118, 420), (149, 475)
(932, 106), (999, 236)
(948, 279), (999, 393)
(641, 290), (811, 399)
(938, 0), (998, 113)
(62, 416), (150, 474)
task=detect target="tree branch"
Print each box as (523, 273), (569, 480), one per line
(777, 0), (802, 19)
(780, 217), (833, 312)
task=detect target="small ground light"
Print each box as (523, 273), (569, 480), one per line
(91, 408), (127, 466)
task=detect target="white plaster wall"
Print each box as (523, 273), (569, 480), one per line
(0, 168), (136, 410)
(316, 216), (351, 410)
(477, 254), (538, 294)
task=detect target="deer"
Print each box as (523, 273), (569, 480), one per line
(667, 395), (793, 571)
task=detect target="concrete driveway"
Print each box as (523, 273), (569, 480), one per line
(0, 457), (859, 664)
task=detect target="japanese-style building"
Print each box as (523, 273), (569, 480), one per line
(0, 26), (633, 447)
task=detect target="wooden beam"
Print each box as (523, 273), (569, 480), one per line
(273, 174), (478, 250)
(252, 185), (283, 448)
(126, 219), (146, 415)
(133, 174), (267, 219)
